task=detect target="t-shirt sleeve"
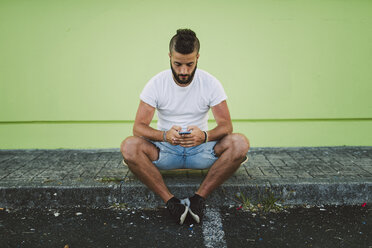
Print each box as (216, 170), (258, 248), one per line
(209, 78), (227, 107)
(140, 79), (158, 108)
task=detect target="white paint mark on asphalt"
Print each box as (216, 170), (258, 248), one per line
(202, 208), (227, 248)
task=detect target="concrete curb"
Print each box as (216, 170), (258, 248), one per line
(1, 181), (370, 209)
(1, 147), (371, 209)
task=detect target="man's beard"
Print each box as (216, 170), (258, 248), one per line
(170, 62), (197, 85)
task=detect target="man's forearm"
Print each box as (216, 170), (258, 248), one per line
(133, 123), (164, 142)
(206, 123), (233, 142)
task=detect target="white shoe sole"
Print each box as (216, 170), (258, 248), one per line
(180, 206), (189, 225)
(188, 209), (200, 224)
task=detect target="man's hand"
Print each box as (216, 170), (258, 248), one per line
(176, 125), (205, 148)
(165, 125), (182, 145)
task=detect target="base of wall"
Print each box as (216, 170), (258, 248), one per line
(0, 120), (371, 149)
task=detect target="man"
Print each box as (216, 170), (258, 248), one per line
(121, 29), (250, 225)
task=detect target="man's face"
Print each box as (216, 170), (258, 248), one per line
(169, 50), (199, 86)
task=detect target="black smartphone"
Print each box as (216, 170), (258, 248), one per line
(179, 131), (191, 135)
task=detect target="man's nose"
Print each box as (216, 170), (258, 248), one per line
(180, 66), (188, 74)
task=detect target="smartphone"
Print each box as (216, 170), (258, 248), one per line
(179, 131), (191, 135)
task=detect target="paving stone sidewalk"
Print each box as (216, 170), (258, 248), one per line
(0, 147), (371, 209)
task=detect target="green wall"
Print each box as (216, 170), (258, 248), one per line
(1, 0), (371, 149)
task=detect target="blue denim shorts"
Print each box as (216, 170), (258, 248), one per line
(150, 141), (219, 170)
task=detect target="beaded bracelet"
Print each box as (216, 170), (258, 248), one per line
(163, 131), (167, 142)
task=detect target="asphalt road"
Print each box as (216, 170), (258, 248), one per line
(0, 205), (370, 248)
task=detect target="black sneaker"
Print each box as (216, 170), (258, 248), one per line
(166, 197), (189, 225)
(188, 194), (206, 224)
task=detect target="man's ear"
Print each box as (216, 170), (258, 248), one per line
(168, 52), (171, 59)
(197, 53), (200, 60)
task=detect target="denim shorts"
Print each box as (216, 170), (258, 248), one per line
(150, 141), (219, 170)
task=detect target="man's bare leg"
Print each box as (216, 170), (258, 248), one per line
(196, 133), (250, 198)
(120, 136), (173, 203)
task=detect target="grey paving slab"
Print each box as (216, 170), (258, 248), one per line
(0, 147), (371, 209)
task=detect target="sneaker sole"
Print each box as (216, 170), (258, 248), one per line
(180, 206), (189, 225)
(188, 209), (200, 223)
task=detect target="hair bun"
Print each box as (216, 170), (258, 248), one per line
(177, 29), (196, 37)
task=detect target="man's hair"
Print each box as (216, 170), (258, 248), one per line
(169, 29), (200, 54)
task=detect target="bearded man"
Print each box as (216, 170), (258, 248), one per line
(121, 29), (250, 225)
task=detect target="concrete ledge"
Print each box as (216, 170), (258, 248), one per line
(1, 181), (370, 209)
(0, 186), (121, 209)
(0, 147), (371, 209)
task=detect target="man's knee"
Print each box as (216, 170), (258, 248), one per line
(234, 133), (250, 152)
(120, 136), (143, 162)
(225, 133), (250, 159)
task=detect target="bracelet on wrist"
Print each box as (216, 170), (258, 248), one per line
(203, 131), (208, 143)
(163, 131), (167, 142)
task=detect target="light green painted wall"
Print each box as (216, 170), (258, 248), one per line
(1, 120), (372, 149)
(1, 0), (371, 149)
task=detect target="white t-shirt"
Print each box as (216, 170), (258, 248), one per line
(140, 69), (227, 131)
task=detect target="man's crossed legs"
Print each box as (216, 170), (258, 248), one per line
(120, 133), (250, 224)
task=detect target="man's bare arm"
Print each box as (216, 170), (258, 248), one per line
(133, 100), (163, 141)
(208, 100), (233, 141)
